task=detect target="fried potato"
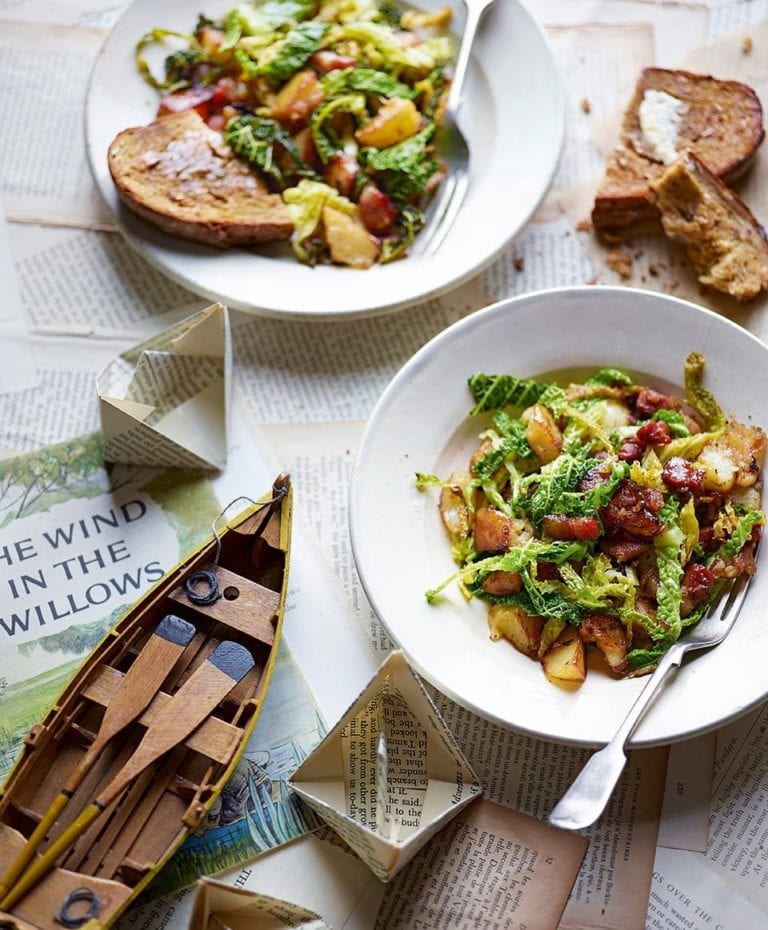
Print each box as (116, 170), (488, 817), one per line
(541, 633), (586, 683)
(488, 604), (545, 657)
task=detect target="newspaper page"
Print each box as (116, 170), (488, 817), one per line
(0, 22), (113, 229)
(0, 214), (37, 396)
(8, 224), (205, 334)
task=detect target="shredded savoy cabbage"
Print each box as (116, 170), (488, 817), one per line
(419, 353), (765, 683)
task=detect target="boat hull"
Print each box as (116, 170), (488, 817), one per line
(0, 477), (292, 930)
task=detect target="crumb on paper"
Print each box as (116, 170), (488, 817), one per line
(742, 36), (753, 54)
(586, 275), (598, 285)
(576, 218), (592, 233)
(605, 246), (633, 280)
(648, 263), (659, 277)
(580, 98), (592, 114)
(514, 256), (525, 272)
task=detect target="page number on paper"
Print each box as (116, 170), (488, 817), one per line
(545, 855), (554, 865)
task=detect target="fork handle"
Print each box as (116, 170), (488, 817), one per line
(549, 642), (686, 831)
(447, 0), (496, 116)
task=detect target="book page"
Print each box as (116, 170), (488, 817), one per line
(375, 799), (588, 930)
(657, 734), (715, 852)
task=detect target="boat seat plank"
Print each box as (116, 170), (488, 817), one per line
(169, 566), (279, 645)
(0, 824), (131, 930)
(82, 667), (242, 764)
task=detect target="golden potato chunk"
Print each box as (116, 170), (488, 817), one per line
(322, 206), (379, 269)
(270, 70), (324, 125)
(696, 419), (767, 492)
(522, 404), (563, 464)
(438, 472), (472, 540)
(355, 98), (421, 148)
(488, 604), (545, 657)
(474, 508), (515, 553)
(541, 633), (586, 683)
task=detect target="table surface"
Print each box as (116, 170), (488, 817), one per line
(3, 2), (768, 929)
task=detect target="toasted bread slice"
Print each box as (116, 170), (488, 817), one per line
(108, 110), (293, 247)
(592, 68), (764, 240)
(650, 151), (768, 301)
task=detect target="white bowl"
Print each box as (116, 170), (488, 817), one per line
(350, 286), (768, 747)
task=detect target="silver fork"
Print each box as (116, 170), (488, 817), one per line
(548, 574), (753, 832)
(417, 0), (497, 256)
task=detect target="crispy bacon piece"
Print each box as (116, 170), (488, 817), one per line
(358, 183), (398, 236)
(481, 571), (523, 596)
(541, 514), (601, 541)
(600, 535), (651, 562)
(311, 50), (357, 72)
(636, 420), (672, 446)
(324, 153), (359, 198)
(638, 563), (660, 598)
(635, 388), (681, 417)
(580, 613), (629, 675)
(680, 563), (715, 616)
(618, 440), (643, 461)
(662, 457), (705, 494)
(474, 508), (515, 553)
(536, 560), (561, 581)
(602, 479), (665, 539)
(697, 525), (720, 552)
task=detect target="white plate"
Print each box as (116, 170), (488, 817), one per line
(85, 0), (564, 319)
(350, 287), (768, 747)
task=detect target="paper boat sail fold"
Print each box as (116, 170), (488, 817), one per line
(97, 303), (231, 469)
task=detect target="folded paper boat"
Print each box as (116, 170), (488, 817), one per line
(97, 303), (231, 470)
(190, 879), (332, 930)
(288, 651), (481, 882)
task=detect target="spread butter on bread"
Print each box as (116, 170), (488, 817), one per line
(108, 110), (293, 247)
(592, 68), (764, 240)
(650, 151), (768, 301)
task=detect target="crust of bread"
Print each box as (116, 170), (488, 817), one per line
(592, 68), (764, 240)
(650, 150), (768, 301)
(108, 110), (293, 247)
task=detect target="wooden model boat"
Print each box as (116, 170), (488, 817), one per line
(0, 475), (292, 930)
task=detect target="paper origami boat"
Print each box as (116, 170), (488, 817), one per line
(97, 303), (231, 469)
(289, 651), (481, 882)
(190, 880), (331, 930)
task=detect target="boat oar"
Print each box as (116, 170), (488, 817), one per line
(0, 614), (196, 901)
(1, 640), (254, 911)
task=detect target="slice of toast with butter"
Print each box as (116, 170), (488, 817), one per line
(592, 68), (764, 241)
(108, 110), (293, 248)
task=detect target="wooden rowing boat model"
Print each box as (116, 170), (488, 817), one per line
(0, 475), (292, 930)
